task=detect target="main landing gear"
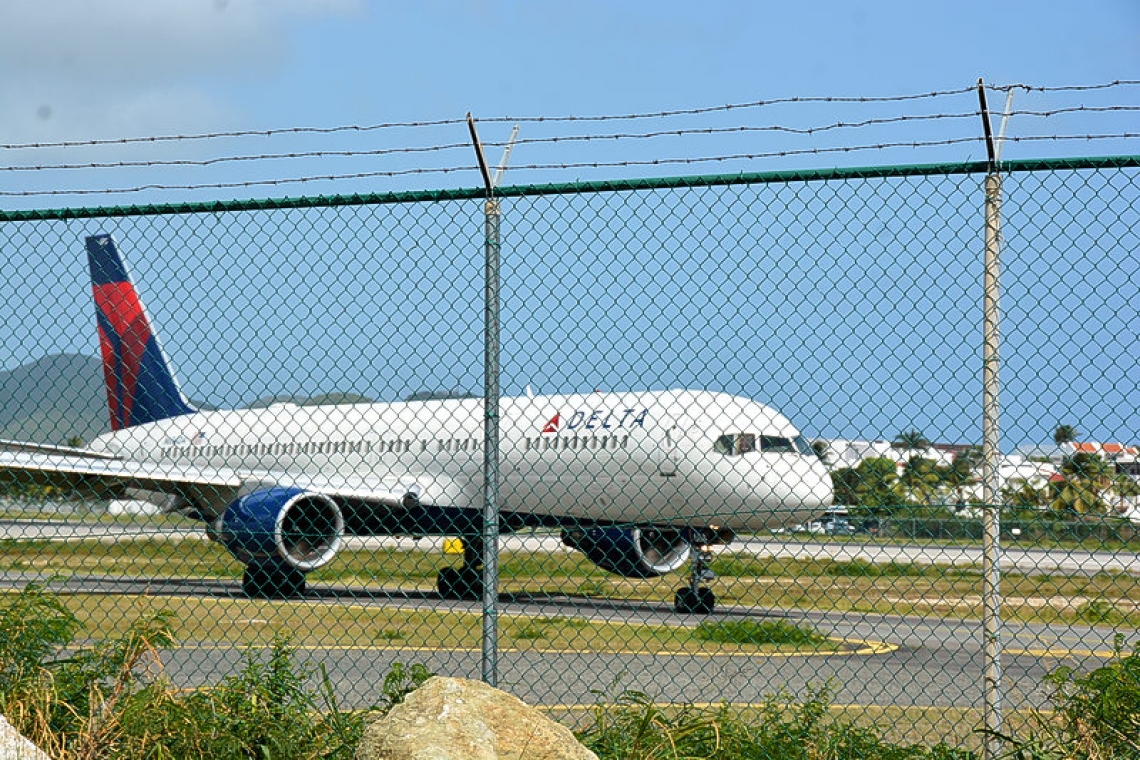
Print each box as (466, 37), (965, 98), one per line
(436, 537), (485, 601)
(242, 562), (306, 599)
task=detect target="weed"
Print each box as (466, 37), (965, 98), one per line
(510, 623), (548, 641)
(0, 582), (433, 759)
(1076, 595), (1122, 625)
(825, 559), (927, 578)
(374, 627), (405, 641)
(579, 681), (973, 759)
(694, 618), (827, 647)
(379, 660), (432, 711)
(576, 578), (614, 596)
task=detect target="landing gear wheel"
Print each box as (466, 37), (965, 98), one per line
(437, 566), (483, 601)
(674, 586), (716, 614)
(242, 564), (306, 599)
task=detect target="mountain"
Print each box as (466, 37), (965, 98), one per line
(0, 354), (109, 445)
(246, 392), (376, 408)
(0, 354), (377, 445)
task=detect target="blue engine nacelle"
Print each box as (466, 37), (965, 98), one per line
(561, 526), (690, 578)
(213, 486), (344, 572)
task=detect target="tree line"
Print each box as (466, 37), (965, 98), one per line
(823, 426), (1140, 517)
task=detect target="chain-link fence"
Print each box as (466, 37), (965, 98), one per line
(0, 155), (1137, 752)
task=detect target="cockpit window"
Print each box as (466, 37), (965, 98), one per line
(716, 433), (814, 456)
(759, 435), (795, 453)
(714, 433), (756, 455)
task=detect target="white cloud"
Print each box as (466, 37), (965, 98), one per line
(0, 0), (361, 143)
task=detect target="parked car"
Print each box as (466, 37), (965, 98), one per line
(788, 516), (858, 535)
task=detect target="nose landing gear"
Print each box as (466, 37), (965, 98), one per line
(674, 526), (732, 614)
(674, 542), (716, 614)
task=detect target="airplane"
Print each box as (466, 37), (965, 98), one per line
(0, 233), (833, 614)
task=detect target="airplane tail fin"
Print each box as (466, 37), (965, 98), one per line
(87, 234), (196, 431)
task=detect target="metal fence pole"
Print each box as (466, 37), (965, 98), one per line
(481, 195), (502, 687)
(977, 80), (1005, 760)
(467, 113), (501, 687)
(981, 169), (1004, 760)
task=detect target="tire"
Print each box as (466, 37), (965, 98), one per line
(242, 564), (306, 599)
(437, 566), (483, 601)
(674, 586), (715, 614)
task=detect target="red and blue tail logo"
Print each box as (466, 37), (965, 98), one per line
(87, 234), (195, 430)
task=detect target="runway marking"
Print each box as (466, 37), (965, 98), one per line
(172, 636), (897, 659)
(1005, 647), (1116, 659)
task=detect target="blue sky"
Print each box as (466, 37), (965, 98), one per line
(0, 0), (1136, 196)
(0, 1), (1137, 449)
(0, 1), (1135, 138)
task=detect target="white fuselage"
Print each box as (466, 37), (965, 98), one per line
(90, 389), (832, 532)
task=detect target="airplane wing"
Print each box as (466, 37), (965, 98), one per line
(0, 448), (445, 517)
(0, 449), (243, 505)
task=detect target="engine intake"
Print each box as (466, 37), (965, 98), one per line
(215, 486), (344, 572)
(561, 526), (690, 578)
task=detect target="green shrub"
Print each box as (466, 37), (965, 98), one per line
(115, 635), (362, 759)
(579, 682), (973, 759)
(694, 619), (827, 647)
(0, 582), (431, 760)
(996, 635), (1140, 759)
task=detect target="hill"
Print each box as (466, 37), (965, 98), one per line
(0, 354), (108, 444)
(0, 354), (378, 445)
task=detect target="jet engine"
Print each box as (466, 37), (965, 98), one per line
(214, 486), (345, 574)
(561, 526), (690, 578)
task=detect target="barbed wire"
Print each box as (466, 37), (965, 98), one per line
(5, 80), (1135, 153)
(995, 79), (1140, 93)
(1, 86), (983, 152)
(0, 80), (1135, 200)
(1, 113), (985, 173)
(4, 132), (1137, 198)
(5, 105), (1138, 174)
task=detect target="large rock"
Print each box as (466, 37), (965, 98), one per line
(355, 676), (596, 760)
(0, 715), (51, 760)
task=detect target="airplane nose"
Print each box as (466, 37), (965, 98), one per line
(791, 463), (833, 511)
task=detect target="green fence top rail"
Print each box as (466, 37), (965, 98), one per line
(3, 154), (1139, 223)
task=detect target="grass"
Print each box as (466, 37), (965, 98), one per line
(3, 533), (1140, 629)
(15, 592), (843, 657)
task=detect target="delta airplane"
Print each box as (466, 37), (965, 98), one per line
(0, 234), (832, 613)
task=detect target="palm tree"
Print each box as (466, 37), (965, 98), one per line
(852, 457), (902, 511)
(1002, 479), (1048, 510)
(1053, 424), (1080, 446)
(1051, 452), (1112, 514)
(942, 446), (983, 507)
(1110, 471), (1140, 515)
(893, 429), (931, 452)
(811, 439), (832, 466)
(899, 455), (941, 505)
